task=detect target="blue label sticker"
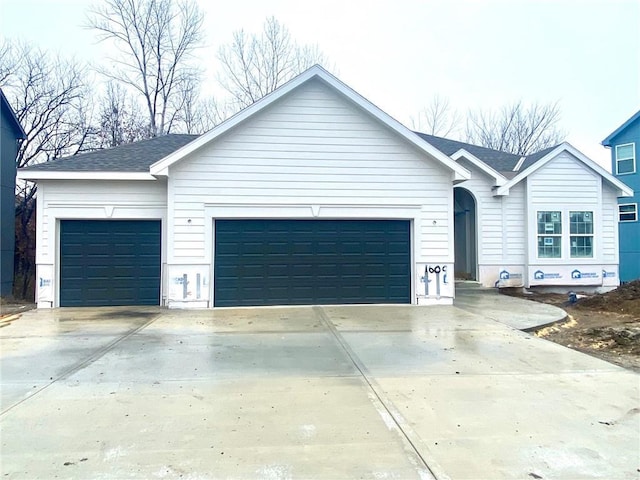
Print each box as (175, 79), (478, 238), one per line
(534, 270), (545, 280)
(499, 270), (510, 280)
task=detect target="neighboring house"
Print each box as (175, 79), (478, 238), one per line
(602, 110), (640, 282)
(0, 89), (26, 298)
(18, 66), (632, 309)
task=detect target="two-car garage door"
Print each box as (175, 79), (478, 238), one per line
(214, 219), (411, 307)
(59, 219), (411, 307)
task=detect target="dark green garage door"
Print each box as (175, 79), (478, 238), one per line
(60, 220), (161, 307)
(214, 219), (411, 307)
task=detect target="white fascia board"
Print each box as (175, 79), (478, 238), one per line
(16, 171), (157, 181)
(149, 65), (471, 181)
(451, 149), (507, 186)
(149, 69), (320, 176)
(150, 66), (329, 176)
(495, 142), (634, 197)
(315, 70), (471, 181)
(513, 157), (526, 171)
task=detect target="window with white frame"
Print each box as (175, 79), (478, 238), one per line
(537, 211), (562, 258)
(615, 143), (636, 175)
(570, 211), (594, 258)
(619, 203), (638, 222)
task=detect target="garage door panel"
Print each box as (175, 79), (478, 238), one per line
(215, 219), (410, 307)
(60, 220), (161, 307)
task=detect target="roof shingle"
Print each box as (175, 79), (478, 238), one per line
(21, 129), (559, 177)
(22, 134), (199, 172)
(414, 132), (561, 175)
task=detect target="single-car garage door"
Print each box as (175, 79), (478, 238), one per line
(60, 220), (161, 307)
(214, 219), (411, 307)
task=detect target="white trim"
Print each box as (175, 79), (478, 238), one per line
(513, 156), (526, 172)
(149, 65), (471, 182)
(451, 149), (507, 186)
(618, 203), (638, 222)
(614, 142), (636, 175)
(40, 205), (166, 307)
(532, 208), (599, 263)
(495, 143), (634, 197)
(535, 210), (563, 260)
(203, 203), (426, 306)
(17, 171), (157, 181)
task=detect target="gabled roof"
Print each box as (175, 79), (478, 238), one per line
(449, 149), (507, 186)
(495, 142), (633, 197)
(414, 132), (521, 174)
(413, 132), (572, 184)
(150, 65), (471, 182)
(602, 110), (640, 146)
(18, 134), (198, 180)
(0, 88), (26, 139)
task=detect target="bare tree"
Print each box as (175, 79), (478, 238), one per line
(0, 41), (18, 84)
(87, 0), (204, 136)
(411, 95), (461, 137)
(465, 101), (565, 155)
(97, 81), (148, 147)
(217, 16), (328, 109)
(1, 41), (95, 299)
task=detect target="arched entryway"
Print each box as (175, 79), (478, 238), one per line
(454, 187), (477, 280)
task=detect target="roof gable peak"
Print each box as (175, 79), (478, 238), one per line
(602, 109), (640, 146)
(149, 65), (470, 181)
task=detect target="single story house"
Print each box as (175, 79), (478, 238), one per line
(18, 66), (633, 308)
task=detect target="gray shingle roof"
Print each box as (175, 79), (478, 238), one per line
(21, 128), (558, 177)
(22, 134), (200, 172)
(414, 132), (521, 173)
(414, 132), (560, 176)
(518, 145), (559, 171)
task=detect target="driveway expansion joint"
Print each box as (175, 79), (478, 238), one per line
(312, 306), (446, 480)
(0, 313), (161, 416)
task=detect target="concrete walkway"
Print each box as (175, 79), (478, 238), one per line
(1, 302), (637, 479)
(454, 281), (567, 330)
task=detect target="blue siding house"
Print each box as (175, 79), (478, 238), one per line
(602, 110), (640, 281)
(0, 89), (26, 298)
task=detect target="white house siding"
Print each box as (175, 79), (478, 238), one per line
(35, 179), (167, 307)
(503, 182), (526, 264)
(455, 160), (527, 287)
(525, 151), (619, 288)
(167, 79), (455, 306)
(601, 183), (619, 264)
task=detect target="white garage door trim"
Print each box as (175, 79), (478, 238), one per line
(36, 204), (166, 308)
(202, 203), (423, 307)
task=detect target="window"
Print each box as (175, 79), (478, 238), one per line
(537, 211), (562, 258)
(619, 203), (638, 222)
(536, 210), (596, 259)
(615, 143), (635, 175)
(570, 211), (593, 258)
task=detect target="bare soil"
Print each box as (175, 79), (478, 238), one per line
(0, 298), (36, 319)
(504, 280), (640, 372)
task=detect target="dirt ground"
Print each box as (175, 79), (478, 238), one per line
(503, 280), (640, 372)
(0, 298), (35, 319)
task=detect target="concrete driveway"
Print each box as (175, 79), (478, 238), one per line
(1, 301), (638, 479)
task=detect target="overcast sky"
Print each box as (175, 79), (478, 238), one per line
(1, 0), (638, 168)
